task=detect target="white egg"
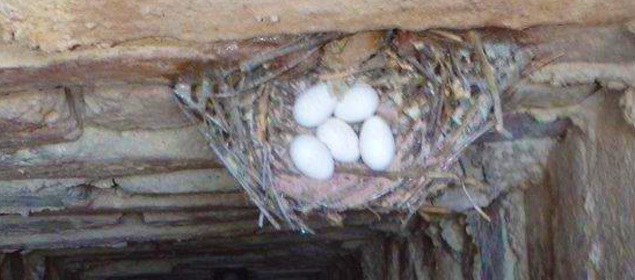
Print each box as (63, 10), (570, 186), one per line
(293, 83), (337, 127)
(334, 82), (380, 123)
(359, 116), (395, 171)
(290, 134), (334, 180)
(316, 118), (360, 163)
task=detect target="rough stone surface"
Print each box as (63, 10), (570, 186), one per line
(433, 187), (494, 212)
(467, 190), (529, 280)
(526, 24), (635, 64)
(530, 62), (635, 87)
(0, 180), (248, 215)
(0, 0), (634, 51)
(433, 246), (465, 280)
(0, 17), (632, 279)
(478, 138), (555, 191)
(475, 113), (572, 142)
(0, 219), (261, 250)
(524, 173), (555, 280)
(619, 87), (635, 127)
(512, 82), (596, 109)
(92, 169), (239, 194)
(321, 31), (384, 71)
(360, 239), (386, 280)
(82, 84), (189, 130)
(0, 212), (387, 251)
(0, 168), (239, 215)
(550, 90), (635, 279)
(434, 138), (555, 212)
(0, 88), (80, 149)
(0, 177), (85, 214)
(0, 213), (121, 234)
(527, 24), (635, 87)
(0, 126), (217, 180)
(0, 46), (217, 92)
(440, 219), (466, 253)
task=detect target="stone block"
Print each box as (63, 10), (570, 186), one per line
(92, 169), (239, 194)
(0, 0), (634, 51)
(0, 126), (217, 180)
(432, 138), (555, 212)
(526, 25), (635, 87)
(550, 90), (635, 279)
(0, 46), (216, 92)
(524, 174), (555, 280)
(619, 87), (635, 127)
(81, 84), (189, 130)
(0, 88), (80, 149)
(0, 169), (241, 215)
(467, 190), (529, 280)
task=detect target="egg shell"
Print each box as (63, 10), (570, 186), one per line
(359, 116), (396, 171)
(293, 83), (337, 127)
(316, 118), (360, 163)
(290, 134), (335, 180)
(334, 82), (380, 123)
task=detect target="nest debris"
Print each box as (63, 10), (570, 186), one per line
(174, 30), (531, 232)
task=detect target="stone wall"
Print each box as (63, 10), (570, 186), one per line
(550, 91), (635, 279)
(0, 0), (634, 51)
(0, 12), (633, 279)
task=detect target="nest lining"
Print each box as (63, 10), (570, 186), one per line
(174, 30), (530, 232)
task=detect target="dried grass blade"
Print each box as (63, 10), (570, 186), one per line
(468, 31), (511, 138)
(461, 180), (491, 222)
(240, 33), (340, 72)
(215, 48), (320, 98)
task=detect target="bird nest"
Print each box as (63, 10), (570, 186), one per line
(174, 30), (530, 232)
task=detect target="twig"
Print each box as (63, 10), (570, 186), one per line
(428, 29), (465, 43)
(318, 61), (385, 80)
(173, 29), (515, 232)
(419, 205), (451, 214)
(460, 180), (491, 222)
(468, 31), (511, 138)
(213, 47), (320, 98)
(258, 212), (265, 228)
(256, 85), (270, 141)
(442, 121), (494, 170)
(240, 33), (340, 72)
(175, 92), (282, 229)
(503, 52), (565, 111)
(521, 52), (565, 78)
